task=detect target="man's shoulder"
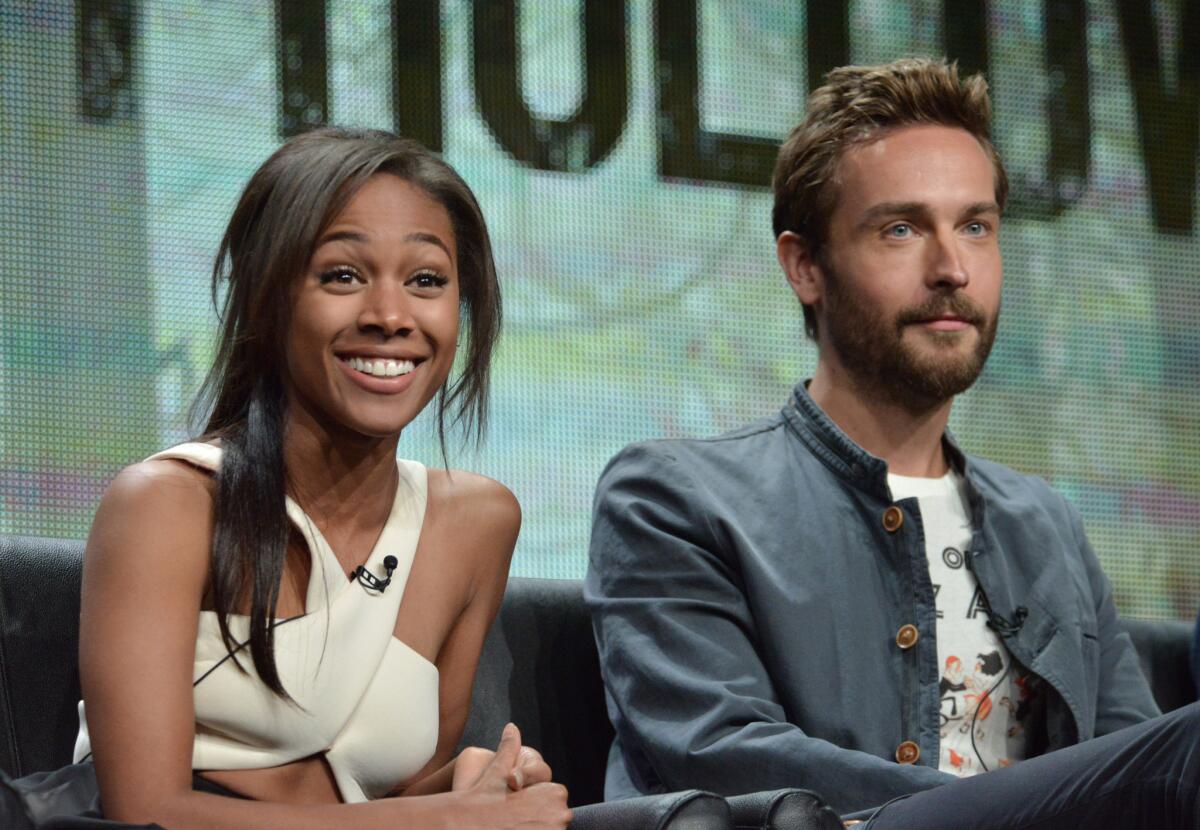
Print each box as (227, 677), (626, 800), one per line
(965, 453), (1051, 490)
(589, 414), (795, 574)
(600, 414), (792, 484)
(965, 453), (1078, 522)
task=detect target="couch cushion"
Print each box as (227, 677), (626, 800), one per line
(0, 536), (86, 777)
(458, 577), (614, 807)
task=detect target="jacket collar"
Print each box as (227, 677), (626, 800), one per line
(781, 379), (972, 503)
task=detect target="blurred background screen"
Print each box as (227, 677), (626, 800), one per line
(3, 1), (1198, 618)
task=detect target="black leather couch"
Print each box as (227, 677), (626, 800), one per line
(1, 535), (1195, 829)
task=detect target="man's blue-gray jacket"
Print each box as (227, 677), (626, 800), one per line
(585, 381), (1159, 814)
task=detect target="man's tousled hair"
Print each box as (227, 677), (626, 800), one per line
(772, 58), (1009, 339)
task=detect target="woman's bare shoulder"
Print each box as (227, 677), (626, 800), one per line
(425, 469), (520, 569)
(101, 457), (215, 517)
(87, 458), (216, 578)
(426, 468), (520, 532)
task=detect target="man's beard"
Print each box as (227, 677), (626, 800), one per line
(821, 274), (999, 413)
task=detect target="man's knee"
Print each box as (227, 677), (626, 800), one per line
(1154, 701), (1200, 768)
(1172, 700), (1200, 735)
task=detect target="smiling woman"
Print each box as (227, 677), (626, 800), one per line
(13, 128), (571, 830)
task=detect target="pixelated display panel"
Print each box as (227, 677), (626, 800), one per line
(2, 1), (1198, 618)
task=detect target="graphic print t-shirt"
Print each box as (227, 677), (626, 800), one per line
(888, 470), (1034, 776)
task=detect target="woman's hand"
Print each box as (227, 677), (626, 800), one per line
(453, 723), (571, 828)
(507, 744), (553, 791)
(452, 728), (553, 792)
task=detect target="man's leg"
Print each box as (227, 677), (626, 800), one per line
(864, 701), (1200, 829)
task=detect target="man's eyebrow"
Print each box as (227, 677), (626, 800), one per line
(314, 229), (454, 260)
(959, 201), (1001, 219)
(854, 200), (1003, 232)
(855, 201), (931, 231)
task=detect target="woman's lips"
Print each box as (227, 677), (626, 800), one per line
(343, 355), (416, 377)
(335, 355), (422, 394)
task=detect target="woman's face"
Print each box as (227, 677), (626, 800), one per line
(285, 173), (461, 440)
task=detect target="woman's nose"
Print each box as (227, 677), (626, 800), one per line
(358, 284), (415, 336)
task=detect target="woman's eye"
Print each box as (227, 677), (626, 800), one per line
(318, 267), (362, 286)
(409, 271), (449, 290)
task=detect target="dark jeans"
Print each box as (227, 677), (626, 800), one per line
(863, 701), (1200, 829)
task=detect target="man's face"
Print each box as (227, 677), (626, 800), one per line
(813, 124), (1003, 410)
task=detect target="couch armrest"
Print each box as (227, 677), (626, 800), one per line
(569, 790), (731, 830)
(726, 788), (842, 830)
(0, 536), (86, 777)
(1122, 618), (1197, 713)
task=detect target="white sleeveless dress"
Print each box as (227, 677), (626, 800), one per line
(73, 442), (440, 803)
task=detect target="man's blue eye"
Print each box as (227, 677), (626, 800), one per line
(966, 222), (986, 235)
(887, 224), (912, 238)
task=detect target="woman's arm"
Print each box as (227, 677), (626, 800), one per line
(80, 461), (567, 830)
(431, 473), (523, 768)
(393, 472), (554, 798)
(80, 459), (215, 823)
(392, 472), (528, 794)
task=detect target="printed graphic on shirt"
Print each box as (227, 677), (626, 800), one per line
(887, 473), (1037, 777)
(936, 634), (1035, 774)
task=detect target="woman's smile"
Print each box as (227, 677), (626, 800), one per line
(335, 353), (424, 394)
(342, 355), (419, 378)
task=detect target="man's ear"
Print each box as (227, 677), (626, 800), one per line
(776, 231), (824, 307)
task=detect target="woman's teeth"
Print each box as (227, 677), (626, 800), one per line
(345, 356), (416, 377)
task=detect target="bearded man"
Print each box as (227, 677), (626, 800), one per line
(586, 58), (1198, 827)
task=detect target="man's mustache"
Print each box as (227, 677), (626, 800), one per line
(896, 294), (988, 328)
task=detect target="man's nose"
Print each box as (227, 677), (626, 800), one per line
(928, 229), (969, 290)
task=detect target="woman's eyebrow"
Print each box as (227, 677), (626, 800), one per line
(314, 229), (452, 260)
(404, 231), (453, 260)
(315, 229), (368, 247)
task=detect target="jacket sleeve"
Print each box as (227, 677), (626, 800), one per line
(1068, 502), (1161, 734)
(584, 443), (954, 815)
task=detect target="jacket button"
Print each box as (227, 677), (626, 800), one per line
(882, 505), (904, 532)
(895, 624), (919, 650)
(895, 741), (920, 764)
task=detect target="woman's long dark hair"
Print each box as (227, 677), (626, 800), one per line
(192, 127), (501, 697)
